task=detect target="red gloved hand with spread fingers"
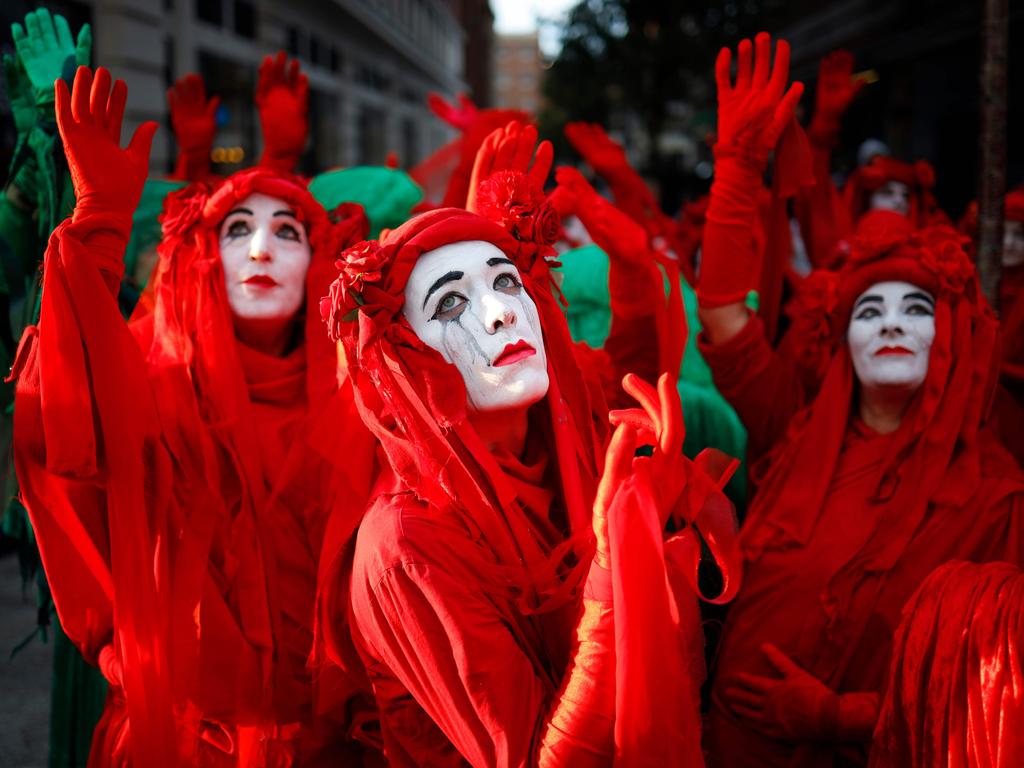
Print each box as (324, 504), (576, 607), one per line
(722, 643), (880, 743)
(466, 120), (553, 214)
(256, 51), (308, 173)
(168, 73), (218, 182)
(55, 66), (157, 287)
(698, 32), (803, 309)
(808, 50), (863, 147)
(57, 66), (156, 223)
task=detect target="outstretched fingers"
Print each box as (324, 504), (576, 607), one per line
(766, 38), (791, 103)
(530, 139), (553, 189)
(89, 66), (111, 128)
(106, 79), (127, 143)
(735, 38), (753, 91)
(70, 65), (93, 124)
(596, 422), (638, 519)
(751, 32), (771, 89)
(769, 81), (804, 138)
(657, 372), (683, 459)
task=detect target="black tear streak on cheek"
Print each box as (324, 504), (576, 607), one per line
(453, 314), (490, 365)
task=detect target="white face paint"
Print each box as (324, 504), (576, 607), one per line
(403, 240), (549, 413)
(847, 281), (936, 391)
(219, 192), (311, 323)
(1003, 220), (1024, 268)
(869, 181), (911, 217)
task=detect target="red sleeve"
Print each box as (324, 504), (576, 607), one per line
(350, 495), (615, 768)
(12, 214), (178, 760)
(793, 135), (850, 270)
(697, 314), (805, 461)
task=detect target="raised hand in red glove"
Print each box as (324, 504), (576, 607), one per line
(167, 73), (218, 182)
(56, 66), (157, 224)
(808, 50), (863, 146)
(714, 32), (803, 169)
(564, 122), (632, 185)
(466, 120), (553, 213)
(426, 92), (478, 131)
(699, 32), (802, 313)
(55, 66), (156, 289)
(256, 51), (308, 173)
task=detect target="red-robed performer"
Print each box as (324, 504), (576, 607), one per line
(11, 67), (373, 766)
(696, 36), (1024, 766)
(869, 559), (1024, 767)
(315, 123), (743, 766)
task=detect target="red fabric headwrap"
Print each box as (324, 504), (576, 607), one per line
(843, 156), (948, 230)
(747, 219), (1000, 646)
(321, 208), (605, 616)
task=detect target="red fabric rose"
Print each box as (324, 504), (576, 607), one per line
(320, 240), (394, 341)
(475, 169), (554, 244)
(159, 184), (210, 238)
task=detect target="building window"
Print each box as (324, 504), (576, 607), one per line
(195, 0), (223, 26)
(309, 35), (322, 68)
(233, 0), (255, 38)
(357, 105), (387, 165)
(329, 46), (341, 73)
(401, 117), (419, 166)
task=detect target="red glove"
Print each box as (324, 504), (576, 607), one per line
(564, 122), (633, 186)
(427, 91), (479, 130)
(167, 73), (218, 182)
(466, 120), (553, 213)
(699, 33), (803, 308)
(553, 166), (661, 318)
(256, 51), (308, 173)
(722, 643), (879, 743)
(808, 51), (863, 147)
(56, 66), (156, 225)
(56, 67), (156, 289)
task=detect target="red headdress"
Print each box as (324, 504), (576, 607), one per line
(748, 215), (1001, 639)
(320, 206), (602, 614)
(129, 166), (367, 754)
(843, 155), (949, 230)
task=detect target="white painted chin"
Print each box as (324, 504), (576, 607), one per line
(467, 360), (550, 413)
(856, 355), (928, 389)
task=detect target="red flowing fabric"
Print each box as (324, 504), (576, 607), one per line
(842, 156), (950, 233)
(703, 223), (1024, 766)
(870, 560), (1024, 768)
(13, 167), (373, 766)
(318, 208), (737, 765)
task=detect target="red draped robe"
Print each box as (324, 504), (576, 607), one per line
(699, 317), (1024, 767)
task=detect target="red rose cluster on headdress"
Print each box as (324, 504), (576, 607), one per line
(789, 219), (978, 382)
(476, 170), (559, 246)
(160, 182), (212, 239)
(320, 239), (396, 341)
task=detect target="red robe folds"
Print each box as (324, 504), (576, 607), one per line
(699, 225), (1024, 767)
(13, 168), (372, 766)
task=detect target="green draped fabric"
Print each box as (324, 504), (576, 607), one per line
(558, 243), (749, 504)
(308, 165), (423, 239)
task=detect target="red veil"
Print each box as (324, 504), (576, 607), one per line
(14, 166), (369, 765)
(317, 205), (740, 764)
(842, 156), (949, 230)
(743, 217), (1016, 675)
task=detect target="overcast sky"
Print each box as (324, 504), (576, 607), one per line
(491, 0), (579, 56)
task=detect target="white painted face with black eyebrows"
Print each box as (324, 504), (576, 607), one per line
(219, 192), (311, 323)
(403, 240), (549, 413)
(847, 280), (936, 390)
(869, 181), (911, 217)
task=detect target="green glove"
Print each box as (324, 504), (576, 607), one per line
(2, 54), (37, 135)
(11, 9), (91, 110)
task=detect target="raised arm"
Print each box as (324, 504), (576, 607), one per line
(697, 32), (803, 343)
(256, 51), (309, 173)
(167, 73), (218, 183)
(795, 51), (863, 268)
(550, 166), (665, 404)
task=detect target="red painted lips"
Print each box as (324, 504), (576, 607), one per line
(874, 345), (913, 356)
(492, 340), (536, 367)
(243, 274), (278, 287)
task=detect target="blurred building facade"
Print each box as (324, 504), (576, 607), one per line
(1, 0), (473, 177)
(448, 0), (494, 107)
(492, 32), (542, 113)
